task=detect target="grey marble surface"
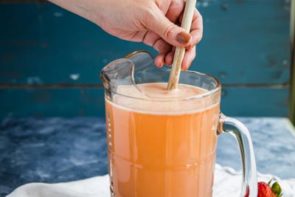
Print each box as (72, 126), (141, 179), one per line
(0, 117), (295, 197)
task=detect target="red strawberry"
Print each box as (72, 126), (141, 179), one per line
(258, 182), (276, 197)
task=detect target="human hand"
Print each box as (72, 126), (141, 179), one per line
(49, 0), (203, 69)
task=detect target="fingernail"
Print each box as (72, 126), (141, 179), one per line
(176, 32), (191, 45)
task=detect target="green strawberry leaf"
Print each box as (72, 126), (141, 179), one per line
(271, 182), (282, 196)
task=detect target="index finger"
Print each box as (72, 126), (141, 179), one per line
(190, 9), (203, 46)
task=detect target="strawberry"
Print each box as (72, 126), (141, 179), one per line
(258, 182), (275, 197)
(258, 179), (282, 197)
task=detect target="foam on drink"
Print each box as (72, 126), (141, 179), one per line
(111, 83), (218, 114)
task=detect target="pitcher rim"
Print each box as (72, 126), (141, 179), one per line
(101, 51), (222, 102)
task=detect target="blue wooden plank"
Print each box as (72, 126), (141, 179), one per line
(0, 88), (106, 117)
(221, 87), (288, 116)
(0, 3), (153, 85)
(197, 0), (290, 84)
(0, 0), (290, 85)
(0, 87), (288, 118)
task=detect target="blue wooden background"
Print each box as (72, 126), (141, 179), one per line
(0, 0), (291, 118)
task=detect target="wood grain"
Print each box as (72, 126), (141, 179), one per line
(0, 0), (291, 117)
(0, 1), (290, 85)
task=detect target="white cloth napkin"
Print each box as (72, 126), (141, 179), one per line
(7, 164), (295, 197)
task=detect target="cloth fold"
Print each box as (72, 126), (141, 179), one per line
(7, 164), (295, 197)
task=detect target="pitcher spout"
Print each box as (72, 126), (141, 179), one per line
(100, 51), (155, 98)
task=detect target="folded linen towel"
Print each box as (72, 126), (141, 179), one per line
(7, 164), (295, 197)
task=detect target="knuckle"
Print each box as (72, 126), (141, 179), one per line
(153, 39), (162, 51)
(196, 36), (202, 44)
(163, 25), (175, 39)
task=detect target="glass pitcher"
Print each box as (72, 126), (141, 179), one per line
(100, 51), (257, 197)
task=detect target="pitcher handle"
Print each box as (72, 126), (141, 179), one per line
(218, 114), (258, 197)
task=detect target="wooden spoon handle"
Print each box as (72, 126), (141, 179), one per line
(167, 0), (197, 90)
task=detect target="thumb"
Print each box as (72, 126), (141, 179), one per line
(144, 8), (191, 47)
